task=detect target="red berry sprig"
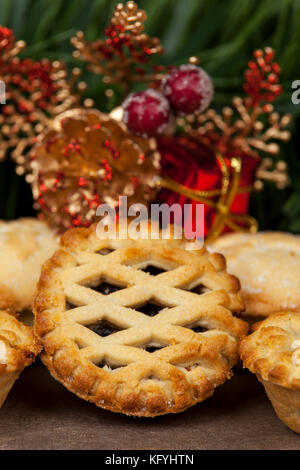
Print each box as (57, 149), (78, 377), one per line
(243, 47), (282, 105)
(0, 27), (58, 116)
(0, 25), (85, 166)
(0, 26), (15, 56)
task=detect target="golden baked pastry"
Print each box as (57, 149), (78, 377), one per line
(0, 310), (40, 408)
(0, 218), (58, 312)
(34, 223), (247, 417)
(240, 312), (300, 433)
(210, 231), (300, 318)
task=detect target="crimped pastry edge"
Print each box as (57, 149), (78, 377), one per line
(0, 311), (41, 408)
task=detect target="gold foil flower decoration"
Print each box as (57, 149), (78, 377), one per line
(27, 108), (161, 231)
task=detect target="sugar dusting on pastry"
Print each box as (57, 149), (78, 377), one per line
(0, 218), (59, 311)
(210, 231), (300, 317)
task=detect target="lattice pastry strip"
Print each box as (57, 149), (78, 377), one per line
(34, 223), (247, 417)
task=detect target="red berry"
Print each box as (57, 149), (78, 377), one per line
(122, 89), (171, 138)
(162, 64), (214, 115)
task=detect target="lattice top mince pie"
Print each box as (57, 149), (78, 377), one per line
(210, 231), (300, 318)
(34, 223), (247, 417)
(0, 218), (58, 311)
(0, 310), (40, 408)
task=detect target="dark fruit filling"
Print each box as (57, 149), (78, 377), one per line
(98, 248), (114, 256)
(145, 345), (163, 353)
(135, 302), (165, 316)
(191, 325), (207, 333)
(141, 265), (166, 276)
(190, 284), (209, 295)
(91, 281), (124, 295)
(66, 302), (77, 310)
(87, 319), (121, 337)
(96, 360), (122, 370)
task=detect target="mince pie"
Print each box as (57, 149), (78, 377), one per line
(210, 231), (300, 318)
(0, 218), (58, 312)
(34, 223), (247, 417)
(0, 310), (40, 408)
(240, 312), (300, 433)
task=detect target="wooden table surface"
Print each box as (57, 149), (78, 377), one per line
(0, 362), (299, 450)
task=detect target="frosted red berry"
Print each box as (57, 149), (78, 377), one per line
(244, 48), (282, 105)
(122, 89), (171, 138)
(162, 64), (214, 115)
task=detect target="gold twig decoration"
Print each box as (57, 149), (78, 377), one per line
(71, 1), (165, 96)
(0, 26), (91, 171)
(178, 100), (291, 159)
(254, 157), (289, 190)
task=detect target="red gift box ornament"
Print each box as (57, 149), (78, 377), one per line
(155, 136), (259, 240)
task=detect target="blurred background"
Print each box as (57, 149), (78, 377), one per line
(1, 0), (300, 231)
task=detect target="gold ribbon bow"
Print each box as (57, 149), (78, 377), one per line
(155, 153), (258, 243)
